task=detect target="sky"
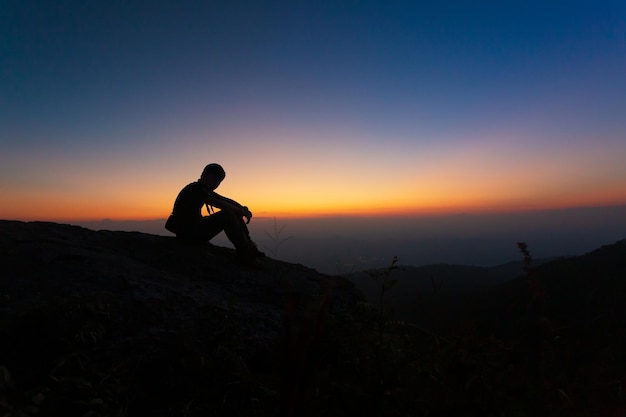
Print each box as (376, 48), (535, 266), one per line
(1, 0), (626, 221)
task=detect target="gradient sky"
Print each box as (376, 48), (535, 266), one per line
(2, 0), (626, 221)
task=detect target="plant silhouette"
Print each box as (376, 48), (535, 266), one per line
(264, 218), (293, 259)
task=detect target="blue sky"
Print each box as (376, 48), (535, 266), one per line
(1, 0), (625, 220)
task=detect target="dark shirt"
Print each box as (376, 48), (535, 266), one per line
(173, 182), (207, 217)
(168, 182), (211, 231)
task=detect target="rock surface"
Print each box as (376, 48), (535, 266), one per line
(3, 220), (626, 416)
(0, 220), (364, 416)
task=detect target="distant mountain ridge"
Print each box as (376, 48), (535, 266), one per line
(344, 258), (552, 312)
(483, 237), (626, 337)
(346, 238), (626, 326)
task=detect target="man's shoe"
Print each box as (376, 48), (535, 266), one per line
(249, 240), (266, 257)
(236, 246), (263, 270)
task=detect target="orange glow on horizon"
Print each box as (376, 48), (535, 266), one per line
(4, 195), (626, 223)
(3, 149), (626, 222)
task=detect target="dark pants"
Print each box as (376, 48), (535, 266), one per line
(175, 210), (250, 251)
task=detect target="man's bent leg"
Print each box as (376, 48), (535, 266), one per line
(198, 211), (261, 268)
(220, 210), (263, 268)
(214, 210), (248, 251)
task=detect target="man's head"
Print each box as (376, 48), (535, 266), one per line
(200, 163), (225, 191)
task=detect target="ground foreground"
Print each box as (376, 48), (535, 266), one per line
(1, 220), (626, 416)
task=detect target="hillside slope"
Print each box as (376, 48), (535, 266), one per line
(483, 238), (626, 338)
(0, 220), (363, 417)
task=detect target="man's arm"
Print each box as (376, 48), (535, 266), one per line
(206, 192), (253, 223)
(207, 192), (242, 209)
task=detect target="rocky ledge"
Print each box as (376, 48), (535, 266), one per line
(0, 220), (364, 417)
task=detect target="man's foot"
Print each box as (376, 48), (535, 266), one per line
(236, 245), (263, 269)
(249, 240), (266, 257)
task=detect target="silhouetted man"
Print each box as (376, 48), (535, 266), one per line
(165, 163), (263, 268)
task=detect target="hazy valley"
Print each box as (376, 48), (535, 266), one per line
(73, 204), (626, 274)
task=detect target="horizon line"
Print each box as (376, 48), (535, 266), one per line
(4, 202), (626, 223)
